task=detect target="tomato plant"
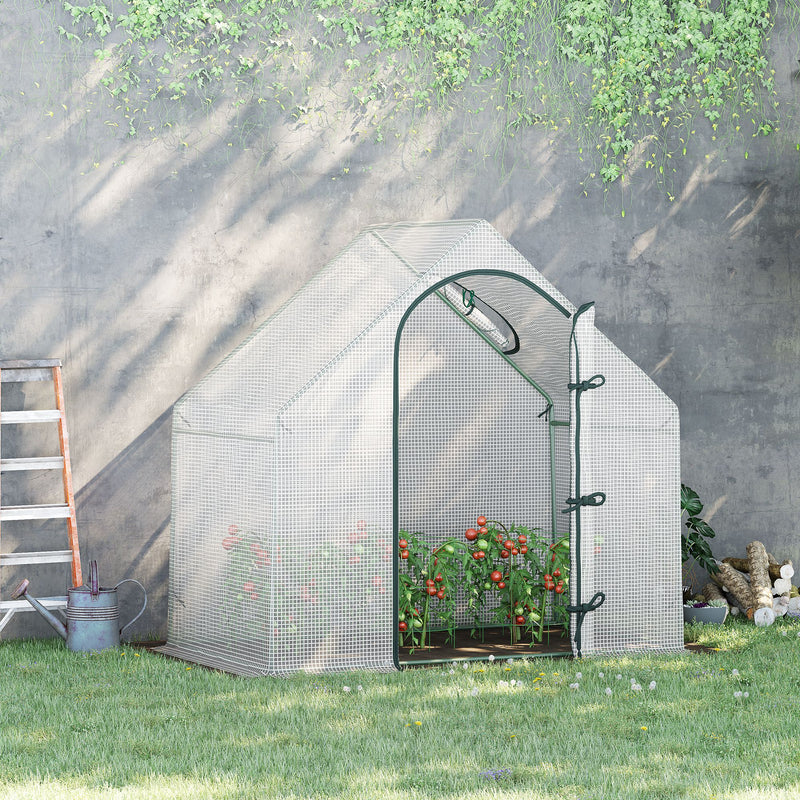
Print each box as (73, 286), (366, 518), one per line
(397, 528), (470, 651)
(461, 516), (570, 645)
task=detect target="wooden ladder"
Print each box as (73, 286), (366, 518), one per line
(0, 359), (82, 634)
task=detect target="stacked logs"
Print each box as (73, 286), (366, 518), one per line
(706, 541), (797, 626)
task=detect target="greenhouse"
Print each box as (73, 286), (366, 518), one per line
(158, 219), (682, 676)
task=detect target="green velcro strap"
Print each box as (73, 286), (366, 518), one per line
(568, 591), (606, 658)
(568, 374), (605, 393)
(561, 492), (606, 514)
(566, 592), (606, 616)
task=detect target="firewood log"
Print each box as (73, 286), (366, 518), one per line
(773, 578), (792, 596)
(754, 606), (776, 626)
(702, 583), (727, 605)
(715, 562), (754, 616)
(747, 541), (774, 610)
(722, 556), (791, 582)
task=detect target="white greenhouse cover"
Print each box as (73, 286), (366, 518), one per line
(159, 220), (682, 676)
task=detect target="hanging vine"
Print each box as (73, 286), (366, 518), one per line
(55, 0), (784, 185)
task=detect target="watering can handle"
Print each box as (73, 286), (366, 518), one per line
(114, 579), (148, 640)
(90, 560), (99, 598)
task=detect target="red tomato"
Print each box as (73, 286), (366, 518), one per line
(519, 545), (528, 554)
(243, 581), (254, 593)
(555, 586), (564, 594)
(476, 550), (486, 559)
(435, 573), (444, 583)
(504, 540), (514, 550)
(511, 548), (519, 556)
(478, 527), (488, 535)
(500, 549), (510, 559)
(399, 621), (408, 632)
(544, 574), (552, 582)
(436, 589), (445, 600)
(425, 578), (435, 587)
(515, 615), (526, 625)
(400, 550), (410, 559)
(553, 568), (561, 578)
(497, 581), (506, 589)
(472, 551), (481, 560)
(517, 534), (527, 544)
(490, 570), (502, 582)
(372, 576), (382, 587)
(398, 538), (409, 549)
(465, 528), (479, 541)
(476, 516), (487, 527)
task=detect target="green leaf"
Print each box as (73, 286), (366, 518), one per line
(689, 518), (716, 539)
(681, 484), (703, 516)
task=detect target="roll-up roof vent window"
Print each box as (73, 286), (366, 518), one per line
(443, 282), (520, 354)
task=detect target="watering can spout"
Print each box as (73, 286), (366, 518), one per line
(10, 579), (68, 640)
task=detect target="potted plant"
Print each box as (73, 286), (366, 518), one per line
(681, 483), (718, 592)
(680, 484), (730, 623)
(683, 598), (729, 625)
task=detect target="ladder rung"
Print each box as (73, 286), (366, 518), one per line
(0, 359), (61, 370)
(0, 597), (67, 612)
(0, 550), (73, 566)
(1, 457), (65, 472)
(0, 410), (62, 424)
(0, 368), (55, 383)
(0, 504), (71, 521)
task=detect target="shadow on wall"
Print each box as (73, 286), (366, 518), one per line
(73, 407), (173, 641)
(0, 408), (173, 641)
(1, 3), (799, 644)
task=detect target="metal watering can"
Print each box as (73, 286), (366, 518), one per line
(11, 561), (147, 652)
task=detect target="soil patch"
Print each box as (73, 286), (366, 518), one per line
(399, 627), (571, 664)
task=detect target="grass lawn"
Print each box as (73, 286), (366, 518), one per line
(1, 619), (799, 799)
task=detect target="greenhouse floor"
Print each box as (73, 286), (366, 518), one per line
(399, 626), (571, 664)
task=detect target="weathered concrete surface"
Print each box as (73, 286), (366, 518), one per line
(1, 3), (799, 637)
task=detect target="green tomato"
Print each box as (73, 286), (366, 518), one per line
(399, 613), (406, 621)
(444, 544), (455, 554)
(483, 582), (492, 590)
(476, 539), (489, 550)
(412, 619), (423, 629)
(515, 606), (524, 615)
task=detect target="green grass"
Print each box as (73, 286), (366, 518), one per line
(1, 619), (800, 799)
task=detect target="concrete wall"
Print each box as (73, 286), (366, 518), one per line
(1, 3), (799, 638)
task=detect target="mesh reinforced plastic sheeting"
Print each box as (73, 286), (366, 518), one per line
(160, 220), (682, 675)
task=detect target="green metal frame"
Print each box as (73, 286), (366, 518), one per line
(392, 269), (571, 669)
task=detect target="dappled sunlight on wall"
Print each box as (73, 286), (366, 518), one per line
(2, 2), (799, 640)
